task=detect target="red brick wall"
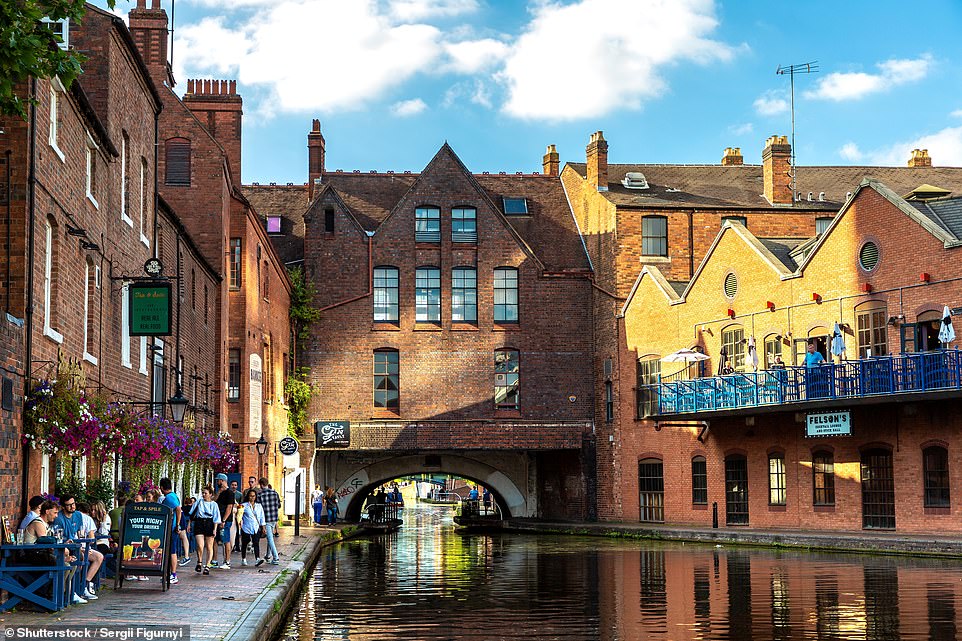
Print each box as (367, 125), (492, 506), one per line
(0, 315), (25, 520)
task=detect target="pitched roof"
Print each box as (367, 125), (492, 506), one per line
(242, 184), (308, 265)
(908, 198), (962, 241)
(567, 163), (962, 209)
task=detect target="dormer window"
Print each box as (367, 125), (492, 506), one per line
(622, 172), (649, 190)
(502, 198), (528, 215)
(266, 216), (282, 234)
(42, 18), (69, 50)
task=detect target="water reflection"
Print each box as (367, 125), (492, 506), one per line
(281, 504), (962, 641)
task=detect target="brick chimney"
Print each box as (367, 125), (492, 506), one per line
(586, 131), (608, 192)
(128, 0), (174, 88)
(182, 79), (243, 185)
(721, 147), (743, 166)
(762, 135), (792, 205)
(542, 144), (559, 177)
(308, 119), (326, 199)
(908, 148), (932, 168)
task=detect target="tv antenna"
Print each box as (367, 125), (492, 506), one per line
(776, 61), (818, 202)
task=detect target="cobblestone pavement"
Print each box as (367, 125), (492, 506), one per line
(0, 523), (338, 640)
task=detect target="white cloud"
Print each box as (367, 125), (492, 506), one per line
(391, 98), (428, 116)
(728, 122), (753, 136)
(838, 142), (864, 162)
(442, 38), (510, 73)
(388, 0), (478, 21)
(753, 90), (788, 116)
(951, 109), (962, 118)
(175, 0), (443, 113)
(442, 79), (493, 108)
(498, 0), (737, 121)
(861, 126), (962, 166)
(804, 55), (932, 102)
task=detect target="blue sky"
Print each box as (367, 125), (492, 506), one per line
(101, 0), (962, 184)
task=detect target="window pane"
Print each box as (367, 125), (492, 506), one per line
(373, 267), (399, 322)
(721, 326), (746, 371)
(495, 350), (519, 409)
(924, 446), (950, 507)
(415, 207), (440, 242)
(692, 456), (708, 504)
(374, 351), (399, 411)
(769, 454), (786, 505)
(229, 238), (242, 289)
(415, 267), (441, 322)
(642, 217), (668, 257)
(813, 451), (835, 505)
(227, 349), (240, 401)
(452, 268), (477, 323)
(266, 216), (282, 234)
(636, 358), (661, 417)
(452, 208), (477, 242)
(638, 459), (665, 522)
(494, 267), (518, 322)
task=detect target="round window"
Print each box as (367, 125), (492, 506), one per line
(724, 272), (738, 298)
(859, 241), (880, 271)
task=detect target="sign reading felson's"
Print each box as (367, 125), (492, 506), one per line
(129, 282), (172, 336)
(316, 420), (350, 447)
(805, 411), (852, 437)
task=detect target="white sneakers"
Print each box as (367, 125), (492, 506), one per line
(72, 593), (88, 605)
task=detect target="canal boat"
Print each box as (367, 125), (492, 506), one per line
(359, 503), (403, 534)
(453, 499), (504, 532)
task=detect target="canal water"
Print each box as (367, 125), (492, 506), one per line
(280, 503), (962, 640)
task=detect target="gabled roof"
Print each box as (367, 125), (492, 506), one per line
(908, 198), (962, 241)
(567, 162), (962, 210)
(621, 265), (681, 316)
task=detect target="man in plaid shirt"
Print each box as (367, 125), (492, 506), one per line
(256, 477), (281, 565)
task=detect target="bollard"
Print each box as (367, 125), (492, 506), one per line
(294, 474), (301, 537)
(712, 502), (718, 529)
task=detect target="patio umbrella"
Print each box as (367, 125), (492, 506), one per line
(747, 336), (759, 371)
(939, 306), (956, 346)
(831, 322), (846, 359)
(660, 348), (710, 363)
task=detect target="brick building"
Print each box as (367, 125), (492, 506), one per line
(561, 131), (962, 522)
(621, 178), (962, 533)
(247, 126), (594, 520)
(129, 0), (292, 486)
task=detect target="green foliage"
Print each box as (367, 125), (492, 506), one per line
(85, 476), (115, 506)
(0, 0), (115, 118)
(54, 475), (85, 502)
(285, 368), (314, 437)
(287, 266), (321, 348)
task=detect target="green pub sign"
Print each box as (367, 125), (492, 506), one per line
(129, 282), (172, 336)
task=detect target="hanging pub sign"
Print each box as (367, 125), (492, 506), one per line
(129, 281), (172, 336)
(115, 502), (174, 591)
(805, 411), (852, 438)
(316, 420), (350, 448)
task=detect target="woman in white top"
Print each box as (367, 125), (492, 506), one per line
(239, 489), (266, 567)
(89, 501), (112, 555)
(189, 486), (221, 575)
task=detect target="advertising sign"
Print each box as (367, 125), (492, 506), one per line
(278, 436), (299, 456)
(315, 420), (350, 448)
(249, 353), (262, 438)
(129, 282), (172, 336)
(805, 411), (852, 438)
(116, 502), (173, 590)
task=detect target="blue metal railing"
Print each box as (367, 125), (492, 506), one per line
(647, 350), (962, 416)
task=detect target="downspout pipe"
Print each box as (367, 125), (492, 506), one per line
(22, 78), (38, 515)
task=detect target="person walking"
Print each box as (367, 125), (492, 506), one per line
(230, 480), (243, 551)
(189, 486), (221, 575)
(180, 496), (196, 566)
(311, 485), (323, 526)
(214, 474), (235, 569)
(324, 487), (338, 526)
(256, 477), (280, 565)
(239, 489), (266, 567)
(159, 478), (182, 585)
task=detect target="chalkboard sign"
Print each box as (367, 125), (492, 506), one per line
(114, 502), (174, 591)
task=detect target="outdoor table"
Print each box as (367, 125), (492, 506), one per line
(0, 542), (80, 612)
(70, 538), (95, 596)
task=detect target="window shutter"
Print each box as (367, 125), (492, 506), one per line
(165, 140), (191, 186)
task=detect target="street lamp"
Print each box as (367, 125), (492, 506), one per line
(255, 434), (269, 479)
(168, 388), (189, 423)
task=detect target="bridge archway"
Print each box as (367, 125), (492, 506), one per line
(333, 453), (529, 521)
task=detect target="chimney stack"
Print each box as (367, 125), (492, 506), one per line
(908, 148), (932, 168)
(308, 119), (326, 200)
(586, 131), (608, 192)
(542, 144), (559, 177)
(721, 147), (743, 166)
(128, 0), (174, 88)
(182, 79), (244, 185)
(762, 135), (792, 205)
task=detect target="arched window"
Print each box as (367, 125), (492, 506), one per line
(415, 266), (440, 323)
(494, 349), (520, 410)
(83, 258), (96, 360)
(373, 349), (399, 412)
(373, 267), (399, 323)
(415, 206), (440, 243)
(768, 452), (786, 506)
(636, 356), (661, 417)
(43, 216), (61, 338)
(452, 267), (477, 323)
(764, 334), (783, 368)
(493, 267), (518, 323)
(923, 446), (950, 508)
(691, 456), (707, 505)
(812, 450), (835, 506)
(165, 138), (191, 186)
(642, 216), (668, 257)
(452, 207), (477, 243)
(638, 458), (664, 522)
(855, 301), (887, 358)
(721, 325), (745, 371)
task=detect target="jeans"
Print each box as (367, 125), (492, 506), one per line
(240, 531), (261, 560)
(263, 522), (278, 561)
(313, 502), (323, 525)
(327, 506), (337, 525)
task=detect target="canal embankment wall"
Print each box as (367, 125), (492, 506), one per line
(506, 519), (962, 558)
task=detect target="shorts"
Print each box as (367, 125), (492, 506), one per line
(194, 517), (215, 537)
(220, 519), (233, 544)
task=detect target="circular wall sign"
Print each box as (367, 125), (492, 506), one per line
(278, 436), (299, 456)
(144, 258), (164, 277)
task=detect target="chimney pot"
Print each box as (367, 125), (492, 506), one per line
(908, 148), (932, 168)
(542, 144), (560, 177)
(721, 146), (744, 166)
(586, 131), (608, 192)
(762, 133), (792, 204)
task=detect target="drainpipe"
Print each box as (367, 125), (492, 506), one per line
(4, 150), (10, 313)
(22, 78), (38, 515)
(687, 211), (694, 279)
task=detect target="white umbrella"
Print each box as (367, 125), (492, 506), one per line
(831, 322), (846, 358)
(747, 336), (759, 371)
(939, 306), (956, 345)
(661, 348), (710, 363)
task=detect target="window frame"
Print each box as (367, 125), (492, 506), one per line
(164, 138), (191, 187)
(636, 357), (661, 418)
(85, 133), (99, 208)
(768, 452), (787, 506)
(373, 266), (399, 324)
(229, 238), (242, 290)
(812, 450), (835, 506)
(121, 284), (132, 368)
(856, 302), (888, 358)
(494, 349), (520, 411)
(691, 456), (708, 505)
(82, 259), (97, 364)
(139, 158), (149, 246)
(764, 334), (782, 368)
(604, 381), (613, 422)
(415, 206), (441, 243)
(923, 445), (950, 508)
(722, 216), (747, 229)
(415, 266), (441, 324)
(721, 325), (746, 371)
(493, 267), (519, 324)
(638, 458), (665, 523)
(121, 131), (132, 226)
(642, 216), (668, 257)
(451, 207), (477, 243)
(373, 349), (400, 413)
(451, 267), (477, 324)
(48, 83), (64, 161)
(227, 349), (241, 402)
(42, 218), (62, 342)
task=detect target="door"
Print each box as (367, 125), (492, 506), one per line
(861, 449), (895, 529)
(725, 456), (749, 525)
(900, 323), (917, 353)
(638, 459), (665, 522)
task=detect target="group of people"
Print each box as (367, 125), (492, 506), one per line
(311, 486), (338, 526)
(17, 474), (284, 607)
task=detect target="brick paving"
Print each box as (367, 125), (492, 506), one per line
(0, 524), (338, 640)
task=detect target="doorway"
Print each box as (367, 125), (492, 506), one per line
(725, 455), (749, 525)
(861, 448), (895, 529)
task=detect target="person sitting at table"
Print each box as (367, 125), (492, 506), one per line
(53, 495), (101, 602)
(721, 364), (735, 375)
(23, 500), (82, 605)
(19, 495), (45, 532)
(770, 355), (786, 369)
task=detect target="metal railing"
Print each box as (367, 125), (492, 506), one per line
(645, 349), (962, 416)
(456, 498), (501, 519)
(363, 503), (401, 524)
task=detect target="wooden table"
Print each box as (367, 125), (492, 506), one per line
(0, 542), (79, 612)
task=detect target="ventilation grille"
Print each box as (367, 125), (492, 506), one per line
(859, 241), (880, 271)
(452, 231), (477, 243)
(415, 230), (441, 243)
(724, 273), (738, 299)
(603, 358), (612, 377)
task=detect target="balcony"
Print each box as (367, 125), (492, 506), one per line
(644, 350), (962, 419)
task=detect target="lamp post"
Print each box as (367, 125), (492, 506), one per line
(255, 434), (269, 478)
(168, 388), (188, 423)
